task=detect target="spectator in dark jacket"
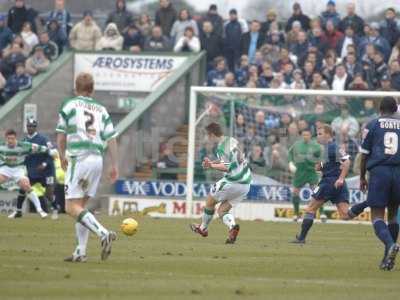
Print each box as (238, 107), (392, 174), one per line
(202, 5), (223, 38)
(34, 31), (59, 61)
(47, 0), (72, 37)
(1, 42), (26, 78)
(325, 20), (343, 50)
(390, 60), (400, 90)
(261, 9), (278, 36)
(47, 19), (68, 54)
(7, 0), (40, 34)
(320, 1), (341, 29)
(309, 26), (328, 54)
(359, 22), (391, 62)
(338, 3), (364, 36)
(379, 8), (400, 48)
(207, 56), (227, 86)
(155, 0), (177, 38)
(343, 52), (362, 78)
(240, 20), (265, 64)
(106, 0), (133, 34)
(143, 26), (171, 52)
(3, 62), (31, 100)
(371, 51), (389, 88)
(336, 25), (360, 59)
(290, 31), (309, 60)
(200, 21), (222, 70)
(285, 3), (311, 33)
(235, 55), (249, 87)
(223, 9), (242, 71)
(123, 24), (144, 52)
(0, 15), (13, 51)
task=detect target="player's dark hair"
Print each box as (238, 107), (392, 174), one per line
(380, 97), (398, 115)
(75, 72), (94, 96)
(206, 122), (223, 137)
(5, 129), (17, 137)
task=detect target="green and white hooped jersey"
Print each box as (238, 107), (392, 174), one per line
(56, 96), (117, 158)
(0, 141), (48, 167)
(215, 136), (252, 184)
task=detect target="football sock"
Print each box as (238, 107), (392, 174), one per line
(373, 219), (394, 255)
(292, 195), (300, 216)
(222, 213), (236, 230)
(74, 222), (89, 256)
(200, 208), (214, 230)
(348, 201), (368, 218)
(27, 191), (43, 212)
(298, 212), (315, 240)
(16, 190), (26, 212)
(78, 210), (109, 239)
(388, 222), (399, 243)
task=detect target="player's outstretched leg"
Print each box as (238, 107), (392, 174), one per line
(347, 200), (369, 219)
(372, 218), (396, 270)
(190, 195), (217, 237)
(64, 223), (89, 263)
(8, 190), (26, 219)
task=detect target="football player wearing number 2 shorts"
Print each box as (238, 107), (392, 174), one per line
(56, 73), (119, 262)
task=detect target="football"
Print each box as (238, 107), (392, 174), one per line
(120, 218), (138, 236)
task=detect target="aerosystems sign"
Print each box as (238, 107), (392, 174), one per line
(115, 180), (367, 204)
(74, 53), (187, 92)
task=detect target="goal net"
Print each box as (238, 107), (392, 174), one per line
(186, 87), (400, 217)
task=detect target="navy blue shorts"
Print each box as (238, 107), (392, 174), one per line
(367, 165), (400, 208)
(312, 177), (349, 204)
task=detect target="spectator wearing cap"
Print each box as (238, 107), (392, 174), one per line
(21, 22), (38, 49)
(96, 22), (123, 51)
(143, 25), (171, 52)
(359, 22), (391, 62)
(240, 20), (265, 64)
(170, 9), (199, 42)
(69, 11), (102, 51)
(1, 42), (26, 78)
(200, 21), (222, 70)
(173, 26), (200, 53)
(207, 56), (227, 86)
(331, 104), (359, 138)
(47, 0), (72, 37)
(338, 2), (364, 36)
(325, 19), (343, 50)
(336, 25), (360, 59)
(47, 18), (68, 54)
(223, 9), (243, 71)
(0, 15), (14, 51)
(34, 31), (58, 61)
(25, 46), (50, 76)
(155, 0), (177, 38)
(320, 1), (341, 29)
(331, 64), (352, 90)
(7, 0), (41, 34)
(123, 23), (144, 52)
(379, 7), (400, 48)
(378, 74), (395, 91)
(261, 9), (278, 36)
(106, 0), (134, 34)
(309, 26), (328, 55)
(2, 62), (31, 100)
(390, 60), (400, 90)
(203, 4), (223, 38)
(285, 3), (311, 33)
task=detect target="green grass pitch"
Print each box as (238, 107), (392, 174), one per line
(1, 214), (400, 300)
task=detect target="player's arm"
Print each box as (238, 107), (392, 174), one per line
(107, 137), (119, 183)
(56, 133), (67, 171)
(335, 157), (350, 188)
(359, 153), (368, 192)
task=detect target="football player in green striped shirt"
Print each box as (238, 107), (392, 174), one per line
(56, 73), (119, 262)
(288, 128), (327, 222)
(191, 123), (252, 244)
(1, 129), (53, 218)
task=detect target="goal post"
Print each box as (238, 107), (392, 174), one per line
(186, 86), (400, 218)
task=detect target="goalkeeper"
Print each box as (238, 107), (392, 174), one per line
(288, 128), (326, 222)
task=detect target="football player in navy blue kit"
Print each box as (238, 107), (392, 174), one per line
(292, 124), (353, 243)
(358, 97), (400, 271)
